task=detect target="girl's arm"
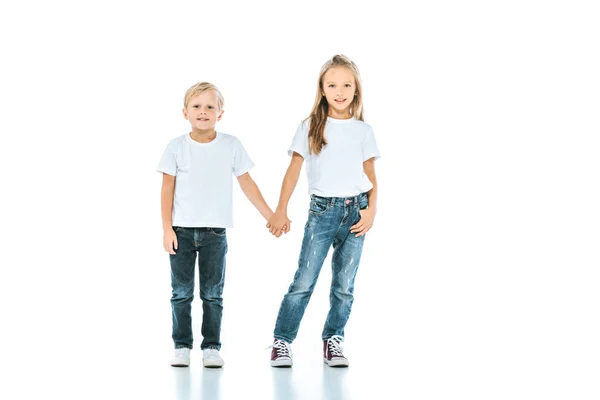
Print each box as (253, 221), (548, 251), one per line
(161, 173), (178, 254)
(364, 157), (378, 210)
(350, 158), (378, 237)
(268, 152), (304, 237)
(237, 172), (274, 220)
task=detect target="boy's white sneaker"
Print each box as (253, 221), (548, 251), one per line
(203, 348), (224, 368)
(170, 348), (191, 367)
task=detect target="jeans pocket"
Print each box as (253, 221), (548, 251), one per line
(209, 227), (226, 237)
(359, 195), (369, 210)
(309, 199), (329, 216)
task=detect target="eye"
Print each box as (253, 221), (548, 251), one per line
(328, 84), (335, 88)
(345, 84), (352, 88)
(193, 105), (199, 108)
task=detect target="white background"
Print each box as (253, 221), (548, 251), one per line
(1, 0), (599, 399)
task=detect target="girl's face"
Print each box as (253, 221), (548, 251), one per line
(183, 90), (223, 131)
(322, 67), (356, 118)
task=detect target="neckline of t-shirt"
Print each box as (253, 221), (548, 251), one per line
(186, 131), (222, 146)
(327, 116), (356, 123)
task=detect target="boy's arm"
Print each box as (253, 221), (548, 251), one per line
(161, 173), (178, 254)
(350, 158), (378, 237)
(268, 152), (304, 236)
(237, 172), (274, 221)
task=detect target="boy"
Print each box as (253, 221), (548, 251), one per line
(157, 82), (273, 367)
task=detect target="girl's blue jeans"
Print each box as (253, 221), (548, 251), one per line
(274, 192), (369, 343)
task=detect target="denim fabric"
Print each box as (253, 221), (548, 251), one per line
(170, 227), (227, 350)
(274, 192), (369, 342)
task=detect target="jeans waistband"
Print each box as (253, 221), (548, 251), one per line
(310, 192), (367, 206)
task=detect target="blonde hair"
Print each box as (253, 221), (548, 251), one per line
(306, 55), (364, 155)
(183, 82), (224, 111)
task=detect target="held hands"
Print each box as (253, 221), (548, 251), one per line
(350, 207), (376, 237)
(267, 210), (291, 238)
(163, 228), (178, 255)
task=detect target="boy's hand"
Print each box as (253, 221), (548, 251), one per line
(163, 228), (178, 254)
(267, 211), (291, 238)
(350, 208), (376, 237)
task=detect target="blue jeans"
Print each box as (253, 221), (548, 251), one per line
(170, 227), (227, 350)
(274, 192), (369, 343)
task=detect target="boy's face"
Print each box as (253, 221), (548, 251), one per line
(183, 90), (223, 131)
(322, 67), (356, 115)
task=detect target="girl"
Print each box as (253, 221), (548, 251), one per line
(267, 55), (380, 367)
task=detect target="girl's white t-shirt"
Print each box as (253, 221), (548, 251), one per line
(157, 132), (254, 228)
(289, 117), (380, 197)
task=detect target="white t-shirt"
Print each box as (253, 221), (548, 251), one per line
(289, 117), (380, 197)
(157, 132), (254, 228)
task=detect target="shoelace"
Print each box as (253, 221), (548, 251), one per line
(269, 340), (291, 357)
(175, 348), (189, 357)
(327, 335), (345, 357)
(204, 349), (219, 358)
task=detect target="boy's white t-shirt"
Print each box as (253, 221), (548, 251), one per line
(289, 117), (380, 197)
(157, 132), (254, 228)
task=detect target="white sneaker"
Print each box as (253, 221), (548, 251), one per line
(170, 348), (190, 367)
(203, 348), (224, 368)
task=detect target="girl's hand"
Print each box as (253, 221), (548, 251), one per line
(350, 208), (376, 237)
(163, 228), (178, 254)
(267, 211), (292, 238)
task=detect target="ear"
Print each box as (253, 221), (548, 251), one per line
(182, 107), (188, 120)
(217, 109), (225, 121)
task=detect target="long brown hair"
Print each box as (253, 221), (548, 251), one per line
(306, 55), (364, 155)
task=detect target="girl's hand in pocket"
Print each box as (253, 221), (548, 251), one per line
(350, 208), (376, 237)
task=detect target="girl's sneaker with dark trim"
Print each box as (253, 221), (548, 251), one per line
(270, 339), (293, 367)
(323, 335), (349, 367)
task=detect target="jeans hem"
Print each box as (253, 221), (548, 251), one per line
(200, 345), (221, 350)
(273, 335), (293, 344)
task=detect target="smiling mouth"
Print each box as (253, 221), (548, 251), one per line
(335, 99), (346, 104)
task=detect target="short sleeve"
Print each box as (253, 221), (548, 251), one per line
(288, 121), (309, 159)
(157, 141), (177, 176)
(362, 126), (381, 161)
(233, 138), (255, 177)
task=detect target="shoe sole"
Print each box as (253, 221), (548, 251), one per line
(323, 358), (349, 367)
(271, 360), (293, 368)
(171, 363), (190, 367)
(203, 361), (224, 368)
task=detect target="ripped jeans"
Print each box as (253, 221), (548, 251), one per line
(273, 192), (368, 343)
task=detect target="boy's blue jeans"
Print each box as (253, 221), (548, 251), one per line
(170, 227), (227, 350)
(274, 193), (368, 343)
